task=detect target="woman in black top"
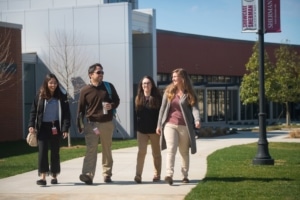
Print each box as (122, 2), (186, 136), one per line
(28, 74), (70, 186)
(134, 76), (162, 183)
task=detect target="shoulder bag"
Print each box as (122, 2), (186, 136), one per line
(26, 97), (40, 147)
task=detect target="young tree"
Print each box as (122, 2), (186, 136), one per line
(240, 42), (274, 105)
(240, 41), (300, 125)
(0, 28), (15, 88)
(47, 30), (86, 98)
(46, 30), (87, 147)
(268, 41), (300, 125)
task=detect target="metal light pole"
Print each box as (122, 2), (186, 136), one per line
(252, 0), (274, 165)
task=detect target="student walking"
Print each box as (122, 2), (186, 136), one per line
(77, 63), (120, 185)
(28, 73), (71, 186)
(134, 76), (162, 183)
(156, 68), (201, 185)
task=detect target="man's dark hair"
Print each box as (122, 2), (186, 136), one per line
(88, 63), (103, 75)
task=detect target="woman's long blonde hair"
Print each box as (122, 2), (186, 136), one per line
(165, 68), (197, 106)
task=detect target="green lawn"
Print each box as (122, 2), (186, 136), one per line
(185, 142), (300, 200)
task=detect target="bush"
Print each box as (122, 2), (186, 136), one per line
(198, 128), (208, 137)
(205, 127), (214, 137)
(215, 128), (223, 136)
(289, 129), (300, 138)
(197, 127), (237, 138)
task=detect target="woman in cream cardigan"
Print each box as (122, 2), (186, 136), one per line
(156, 68), (201, 185)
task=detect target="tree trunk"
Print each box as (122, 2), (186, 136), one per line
(285, 102), (291, 126)
(67, 95), (72, 147)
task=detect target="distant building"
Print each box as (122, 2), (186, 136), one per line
(156, 30), (300, 124)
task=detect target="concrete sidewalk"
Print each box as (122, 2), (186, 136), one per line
(0, 131), (299, 200)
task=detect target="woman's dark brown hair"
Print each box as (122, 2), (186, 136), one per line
(39, 73), (61, 100)
(135, 76), (162, 111)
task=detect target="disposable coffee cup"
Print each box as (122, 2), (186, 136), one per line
(102, 102), (108, 114)
(93, 127), (100, 135)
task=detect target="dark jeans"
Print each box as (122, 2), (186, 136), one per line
(37, 121), (61, 177)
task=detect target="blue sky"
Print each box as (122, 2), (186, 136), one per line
(139, 0), (300, 45)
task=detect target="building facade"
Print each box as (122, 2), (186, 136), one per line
(0, 21), (22, 142)
(1, 1), (299, 142)
(156, 30), (300, 125)
(1, 0), (156, 140)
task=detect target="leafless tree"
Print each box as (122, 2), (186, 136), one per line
(0, 28), (15, 88)
(47, 30), (87, 98)
(46, 29), (88, 147)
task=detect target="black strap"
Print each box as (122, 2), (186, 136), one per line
(35, 97), (41, 130)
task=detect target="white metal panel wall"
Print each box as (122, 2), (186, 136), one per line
(25, 10), (49, 49)
(74, 6), (99, 45)
(132, 10), (152, 34)
(76, 0), (102, 6)
(0, 11), (26, 50)
(132, 9), (157, 82)
(1, 3), (135, 138)
(98, 3), (133, 138)
(0, 0), (8, 9)
(30, 0), (53, 9)
(49, 8), (74, 35)
(52, 0), (77, 8)
(4, 0), (31, 10)
(0, 0), (137, 10)
(99, 4), (128, 44)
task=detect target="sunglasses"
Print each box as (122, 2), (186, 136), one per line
(94, 71), (104, 75)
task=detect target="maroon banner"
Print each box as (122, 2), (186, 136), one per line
(242, 0), (258, 32)
(265, 0), (281, 33)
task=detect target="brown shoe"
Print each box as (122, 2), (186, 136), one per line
(104, 176), (112, 183)
(134, 175), (142, 183)
(79, 174), (93, 185)
(164, 176), (173, 185)
(153, 175), (160, 182)
(182, 178), (189, 183)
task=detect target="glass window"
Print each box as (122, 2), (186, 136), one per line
(162, 74), (168, 82)
(225, 76), (231, 83)
(212, 76), (218, 83)
(218, 76), (224, 82)
(191, 75), (197, 83)
(157, 74), (162, 82)
(207, 76), (212, 83)
(198, 75), (203, 82)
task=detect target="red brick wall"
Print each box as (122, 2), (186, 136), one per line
(157, 30), (300, 76)
(0, 26), (23, 142)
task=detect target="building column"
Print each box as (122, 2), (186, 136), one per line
(204, 88), (207, 123)
(238, 87), (241, 121)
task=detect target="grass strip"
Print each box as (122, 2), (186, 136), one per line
(185, 142), (300, 200)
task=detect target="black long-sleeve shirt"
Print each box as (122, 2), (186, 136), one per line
(136, 99), (160, 134)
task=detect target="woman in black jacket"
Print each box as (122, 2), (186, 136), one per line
(28, 73), (70, 186)
(134, 76), (162, 183)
